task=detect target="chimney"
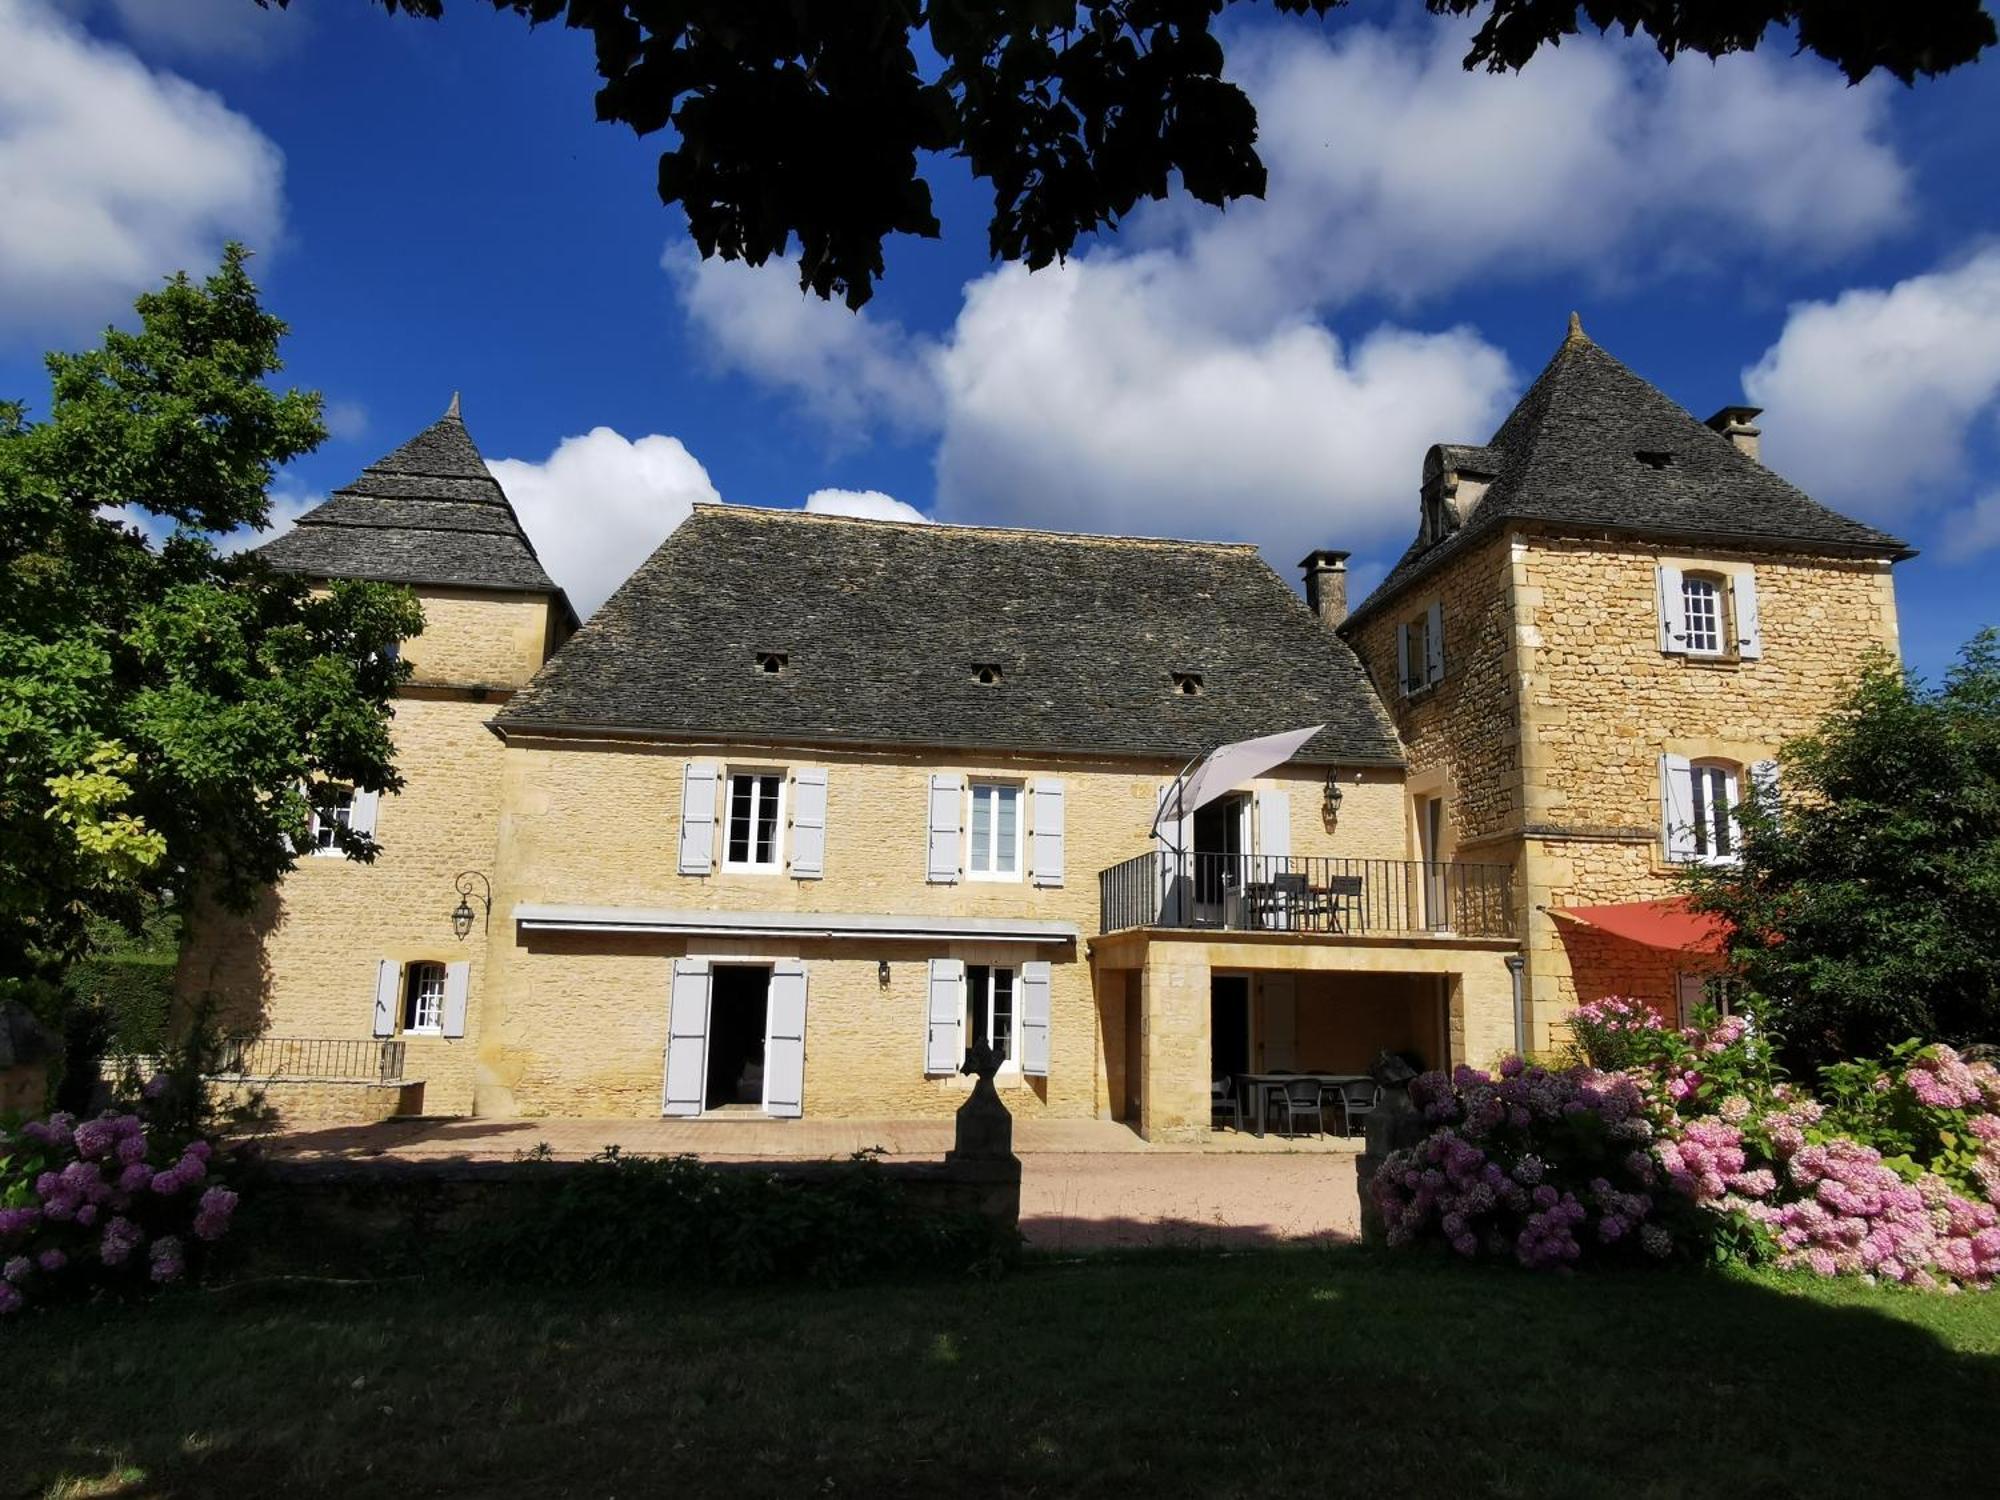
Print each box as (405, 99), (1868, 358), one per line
(1299, 549), (1350, 628)
(1705, 404), (1763, 463)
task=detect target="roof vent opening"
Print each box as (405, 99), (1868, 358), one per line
(972, 662), (1003, 686)
(756, 651), (789, 676)
(1171, 671), (1205, 698)
(1635, 449), (1674, 470)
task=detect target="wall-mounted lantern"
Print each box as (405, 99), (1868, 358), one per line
(878, 959), (892, 987)
(451, 870), (492, 941)
(1323, 771), (1345, 820)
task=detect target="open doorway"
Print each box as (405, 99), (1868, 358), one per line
(1193, 793), (1250, 925)
(1211, 974), (1250, 1082)
(705, 964), (769, 1109)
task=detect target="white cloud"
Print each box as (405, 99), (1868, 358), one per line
(803, 489), (929, 523)
(323, 400), (369, 442)
(216, 483), (319, 557)
(0, 0), (284, 340)
(59, 0), (305, 61)
(1942, 491), (2000, 562)
(490, 429), (721, 617)
(664, 246), (936, 439)
(1745, 248), (2000, 521)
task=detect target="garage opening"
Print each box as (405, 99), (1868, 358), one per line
(704, 964), (769, 1110)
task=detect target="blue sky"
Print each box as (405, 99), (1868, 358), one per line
(3, 0), (1998, 680)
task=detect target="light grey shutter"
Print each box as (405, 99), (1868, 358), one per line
(372, 960), (400, 1039)
(1395, 622), (1411, 697)
(763, 960), (808, 1118)
(441, 960), (471, 1038)
(1030, 779), (1066, 887)
(1660, 753), (1696, 862)
(1019, 961), (1052, 1077)
(789, 767), (827, 879)
(1734, 571), (1763, 659)
(1750, 757), (1780, 807)
(926, 774), (962, 884)
(349, 787), (381, 839)
(1676, 972), (1707, 1028)
(1155, 783), (1194, 925)
(1424, 600), (1445, 685)
(678, 761), (719, 875)
(1255, 789), (1291, 873)
(1656, 565), (1686, 654)
(926, 958), (964, 1074)
(662, 958), (713, 1116)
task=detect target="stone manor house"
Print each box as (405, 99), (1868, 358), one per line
(177, 319), (1909, 1140)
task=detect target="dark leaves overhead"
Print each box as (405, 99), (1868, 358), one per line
(274, 0), (1993, 305)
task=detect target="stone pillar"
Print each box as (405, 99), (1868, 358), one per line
(1138, 947), (1211, 1144)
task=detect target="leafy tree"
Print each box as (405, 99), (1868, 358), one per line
(1686, 633), (2000, 1072)
(260, 0), (1994, 306)
(0, 247), (421, 1012)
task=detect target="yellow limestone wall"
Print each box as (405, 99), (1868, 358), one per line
(1348, 525), (1900, 1051)
(479, 739), (1409, 1119)
(177, 587), (561, 1118)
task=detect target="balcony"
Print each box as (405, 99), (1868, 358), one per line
(1098, 852), (1516, 939)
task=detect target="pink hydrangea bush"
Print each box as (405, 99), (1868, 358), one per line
(0, 1085), (238, 1316)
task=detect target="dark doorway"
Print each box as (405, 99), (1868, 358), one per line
(1211, 975), (1250, 1081)
(705, 964), (769, 1108)
(1192, 793), (1247, 914)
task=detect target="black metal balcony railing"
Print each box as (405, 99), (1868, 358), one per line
(1098, 852), (1515, 938)
(212, 1036), (407, 1084)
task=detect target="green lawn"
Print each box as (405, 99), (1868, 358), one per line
(11, 1250), (1998, 1499)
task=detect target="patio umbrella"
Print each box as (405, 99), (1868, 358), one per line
(1153, 723), (1327, 836)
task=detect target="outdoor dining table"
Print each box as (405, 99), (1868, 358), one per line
(1235, 1072), (1371, 1138)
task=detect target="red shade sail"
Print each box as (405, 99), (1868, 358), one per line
(1548, 897), (1728, 955)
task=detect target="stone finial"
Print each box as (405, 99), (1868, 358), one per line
(446, 391), (462, 420)
(1565, 310), (1586, 343)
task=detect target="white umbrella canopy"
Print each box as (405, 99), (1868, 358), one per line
(1153, 723), (1326, 836)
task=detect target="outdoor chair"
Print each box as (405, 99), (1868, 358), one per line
(1322, 874), (1364, 933)
(1211, 1076), (1241, 1132)
(1267, 1076), (1326, 1138)
(1332, 1078), (1381, 1138)
(1267, 871), (1309, 930)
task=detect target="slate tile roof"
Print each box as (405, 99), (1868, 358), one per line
(496, 506), (1404, 766)
(1344, 321), (1914, 630)
(257, 401), (570, 610)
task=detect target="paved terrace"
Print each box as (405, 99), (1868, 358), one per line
(257, 1116), (1363, 1253)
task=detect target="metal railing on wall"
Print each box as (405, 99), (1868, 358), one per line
(1098, 852), (1515, 938)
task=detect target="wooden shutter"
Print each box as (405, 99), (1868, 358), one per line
(1733, 570), (1763, 659)
(1154, 783), (1193, 926)
(440, 961), (471, 1038)
(662, 959), (713, 1116)
(678, 761), (719, 875)
(372, 960), (400, 1039)
(349, 787), (382, 839)
(1656, 565), (1686, 654)
(927, 774), (962, 884)
(1660, 753), (1696, 861)
(925, 958), (964, 1074)
(1750, 757), (1780, 806)
(763, 961), (808, 1118)
(1395, 622), (1411, 697)
(1255, 789), (1291, 866)
(1019, 961), (1052, 1078)
(1675, 972), (1708, 1028)
(1424, 600), (1445, 685)
(789, 767), (827, 879)
(1030, 779), (1066, 887)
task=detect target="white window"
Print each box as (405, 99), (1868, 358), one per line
(1401, 611), (1429, 694)
(403, 961), (446, 1034)
(1676, 972), (1744, 1028)
(1681, 574), (1726, 656)
(1665, 755), (1741, 865)
(966, 782), (1022, 880)
(308, 786), (354, 854)
(965, 964), (1016, 1066)
(1396, 600), (1445, 697)
(723, 770), (785, 871)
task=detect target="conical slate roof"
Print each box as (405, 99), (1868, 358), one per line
(1345, 321), (1913, 629)
(258, 401), (562, 597)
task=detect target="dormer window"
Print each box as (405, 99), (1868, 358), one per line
(1171, 672), (1204, 697)
(756, 651), (788, 676)
(972, 662), (1003, 686)
(1635, 450), (1674, 470)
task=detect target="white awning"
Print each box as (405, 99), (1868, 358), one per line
(1155, 723), (1326, 830)
(513, 904), (1078, 945)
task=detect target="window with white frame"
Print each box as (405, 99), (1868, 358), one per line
(966, 964), (1016, 1066)
(1665, 757), (1741, 864)
(966, 781), (1022, 880)
(1402, 610), (1430, 694)
(403, 961), (446, 1034)
(723, 770), (785, 870)
(1676, 972), (1744, 1028)
(1681, 573), (1727, 656)
(308, 786), (354, 854)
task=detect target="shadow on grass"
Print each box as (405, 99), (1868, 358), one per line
(12, 1248), (1997, 1499)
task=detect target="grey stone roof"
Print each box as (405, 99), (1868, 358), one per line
(1345, 323), (1913, 630)
(258, 403), (571, 610)
(497, 506), (1404, 766)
